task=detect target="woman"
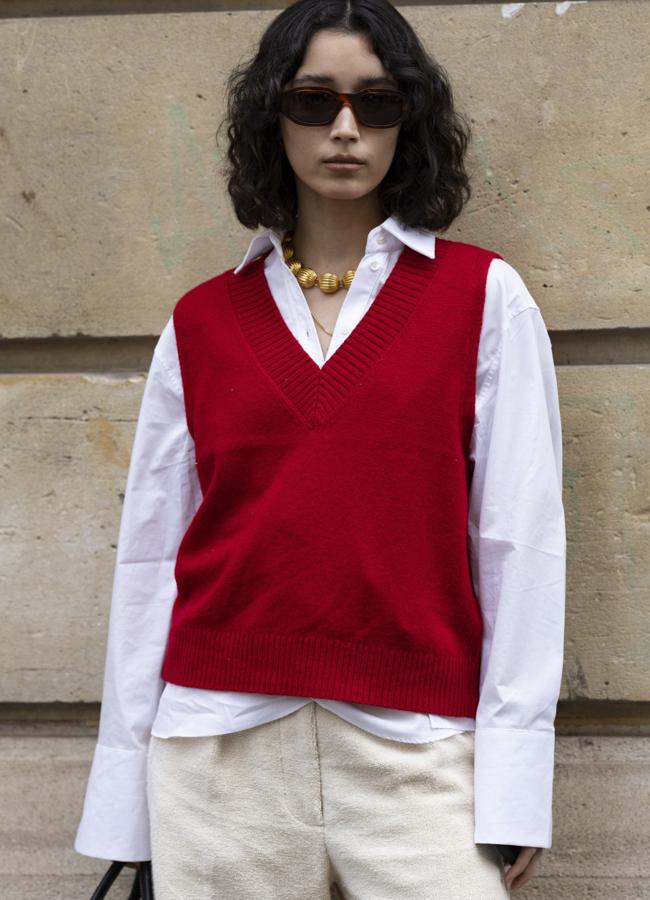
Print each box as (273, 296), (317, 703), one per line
(75, 1), (566, 897)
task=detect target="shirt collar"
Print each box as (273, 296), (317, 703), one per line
(233, 215), (436, 275)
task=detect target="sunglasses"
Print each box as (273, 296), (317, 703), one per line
(279, 87), (410, 129)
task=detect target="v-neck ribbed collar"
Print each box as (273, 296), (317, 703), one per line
(228, 241), (440, 428)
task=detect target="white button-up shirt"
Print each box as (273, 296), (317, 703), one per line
(74, 216), (566, 862)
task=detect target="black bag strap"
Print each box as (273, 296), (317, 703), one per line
(90, 860), (154, 899)
(138, 861), (154, 900)
(126, 864), (141, 900)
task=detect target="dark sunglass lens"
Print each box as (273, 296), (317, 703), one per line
(357, 92), (404, 126)
(284, 90), (337, 124)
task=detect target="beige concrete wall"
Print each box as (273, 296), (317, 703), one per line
(1, 1), (647, 336)
(1, 1), (648, 896)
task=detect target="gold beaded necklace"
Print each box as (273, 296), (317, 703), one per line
(282, 231), (356, 289)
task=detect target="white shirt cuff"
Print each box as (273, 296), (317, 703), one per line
(474, 726), (555, 848)
(74, 743), (151, 862)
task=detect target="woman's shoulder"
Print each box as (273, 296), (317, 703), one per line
(172, 263), (240, 321)
(437, 236), (541, 319)
(435, 234), (503, 261)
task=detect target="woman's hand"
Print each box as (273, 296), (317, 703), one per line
(504, 847), (544, 892)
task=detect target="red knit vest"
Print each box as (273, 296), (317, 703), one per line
(160, 237), (503, 716)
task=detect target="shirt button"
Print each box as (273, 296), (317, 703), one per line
(376, 233), (386, 245)
(370, 260), (380, 272)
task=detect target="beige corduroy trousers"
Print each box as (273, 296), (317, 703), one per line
(146, 700), (511, 899)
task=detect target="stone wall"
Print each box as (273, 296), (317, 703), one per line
(1, 2), (648, 896)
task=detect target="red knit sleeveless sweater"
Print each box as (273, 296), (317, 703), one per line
(160, 237), (503, 716)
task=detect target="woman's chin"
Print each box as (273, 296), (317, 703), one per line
(305, 179), (373, 203)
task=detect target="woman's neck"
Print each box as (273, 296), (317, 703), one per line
(289, 189), (385, 274)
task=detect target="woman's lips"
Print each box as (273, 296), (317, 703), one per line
(323, 161), (364, 171)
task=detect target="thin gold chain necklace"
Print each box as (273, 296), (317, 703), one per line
(282, 230), (357, 337)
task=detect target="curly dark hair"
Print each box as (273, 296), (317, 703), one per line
(216, 0), (473, 234)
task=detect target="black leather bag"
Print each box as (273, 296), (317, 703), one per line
(90, 860), (154, 899)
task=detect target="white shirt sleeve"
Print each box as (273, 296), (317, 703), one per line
(469, 261), (566, 849)
(74, 317), (202, 862)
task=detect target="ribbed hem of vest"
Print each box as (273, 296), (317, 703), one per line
(160, 628), (481, 717)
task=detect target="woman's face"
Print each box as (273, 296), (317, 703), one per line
(279, 29), (402, 204)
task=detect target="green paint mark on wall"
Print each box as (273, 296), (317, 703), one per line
(151, 99), (239, 273)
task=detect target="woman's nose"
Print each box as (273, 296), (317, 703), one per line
(329, 102), (361, 138)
